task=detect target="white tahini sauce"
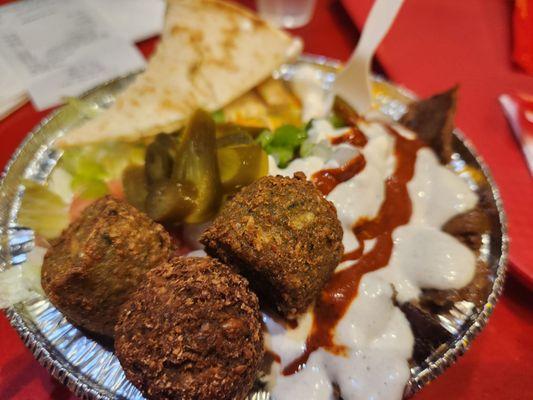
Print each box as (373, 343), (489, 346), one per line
(266, 114), (478, 400)
(290, 65), (333, 122)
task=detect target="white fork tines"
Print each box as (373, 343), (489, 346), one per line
(332, 0), (405, 115)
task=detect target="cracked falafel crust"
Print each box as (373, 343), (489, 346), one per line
(200, 172), (344, 319)
(41, 196), (172, 338)
(114, 256), (264, 400)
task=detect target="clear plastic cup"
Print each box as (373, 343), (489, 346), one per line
(256, 0), (317, 29)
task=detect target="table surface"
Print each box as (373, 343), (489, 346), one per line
(0, 1), (532, 399)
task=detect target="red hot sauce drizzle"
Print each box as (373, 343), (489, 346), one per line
(283, 127), (424, 376)
(331, 126), (368, 148)
(312, 155), (366, 196)
(311, 121), (368, 196)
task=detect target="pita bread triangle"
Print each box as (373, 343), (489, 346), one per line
(57, 0), (301, 147)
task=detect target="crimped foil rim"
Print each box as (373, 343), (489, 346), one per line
(404, 127), (508, 396)
(1, 55), (508, 400)
(0, 108), (121, 399)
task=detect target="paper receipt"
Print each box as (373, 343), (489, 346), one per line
(0, 0), (163, 111)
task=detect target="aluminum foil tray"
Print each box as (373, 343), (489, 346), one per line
(0, 56), (508, 400)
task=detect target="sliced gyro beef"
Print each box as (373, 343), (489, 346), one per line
(400, 86), (458, 163)
(442, 207), (491, 252)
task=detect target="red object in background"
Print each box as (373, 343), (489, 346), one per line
(511, 93), (533, 146)
(500, 92), (533, 179)
(0, 1), (532, 400)
(513, 0), (533, 74)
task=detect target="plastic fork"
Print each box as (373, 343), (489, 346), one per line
(332, 0), (405, 115)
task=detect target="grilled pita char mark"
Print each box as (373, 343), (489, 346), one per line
(400, 86), (458, 164)
(57, 0), (300, 147)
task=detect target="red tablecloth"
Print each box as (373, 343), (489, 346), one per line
(0, 1), (532, 399)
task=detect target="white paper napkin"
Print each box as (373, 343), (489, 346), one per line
(0, 0), (164, 116)
(29, 37), (146, 110)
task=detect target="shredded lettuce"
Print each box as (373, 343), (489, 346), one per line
(60, 142), (145, 199)
(256, 129), (274, 147)
(19, 140), (146, 238)
(47, 167), (73, 203)
(0, 246), (46, 308)
(328, 113), (347, 128)
(256, 124), (307, 168)
(18, 180), (70, 239)
(300, 140), (315, 158)
(301, 141), (333, 160)
(212, 109), (226, 123)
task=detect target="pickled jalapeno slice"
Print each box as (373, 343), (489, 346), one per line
(216, 131), (254, 148)
(145, 134), (177, 185)
(122, 165), (148, 212)
(217, 144), (268, 193)
(172, 109), (222, 224)
(145, 181), (196, 222)
(216, 123), (266, 139)
(123, 111), (269, 225)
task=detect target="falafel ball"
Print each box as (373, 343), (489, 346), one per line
(115, 256), (263, 400)
(200, 172), (344, 319)
(41, 196), (172, 338)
